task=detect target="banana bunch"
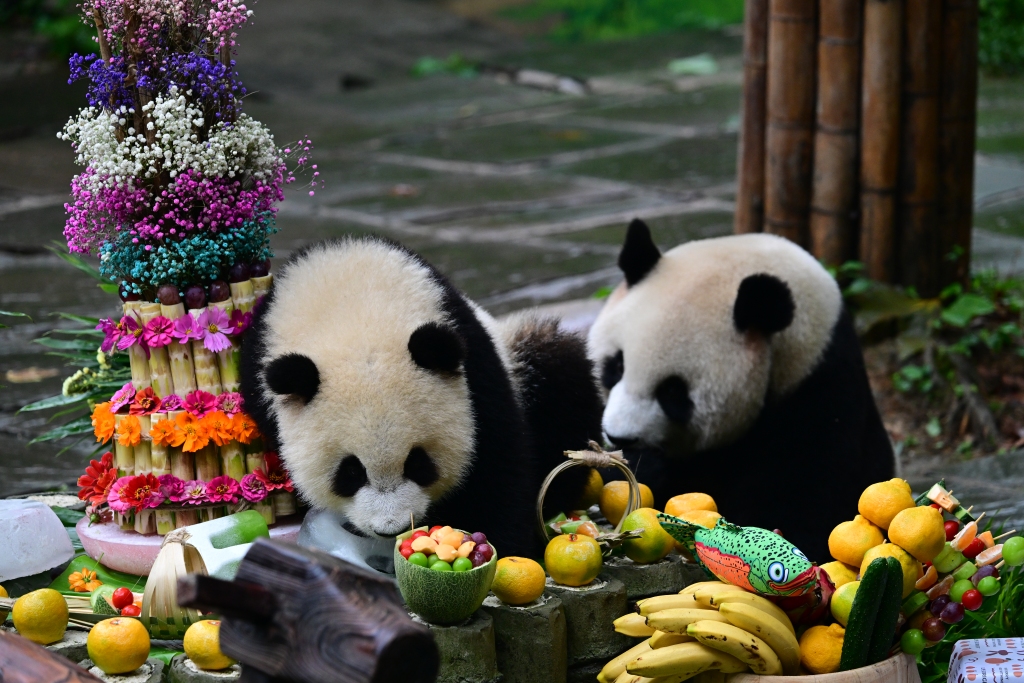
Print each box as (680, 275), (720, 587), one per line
(600, 580), (801, 682)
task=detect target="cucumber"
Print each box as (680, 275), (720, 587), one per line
(839, 557), (889, 671)
(866, 557), (904, 665)
(90, 585), (119, 615)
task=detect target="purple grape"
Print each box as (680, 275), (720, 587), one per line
(250, 259), (270, 277)
(208, 280), (231, 303)
(462, 534), (473, 545)
(471, 532), (487, 545)
(940, 601), (965, 624)
(228, 262), (250, 283)
(184, 285), (207, 310)
(469, 550), (485, 568)
(972, 565), (998, 586)
(120, 289), (141, 302)
(930, 595), (951, 616)
(157, 284), (181, 306)
(922, 617), (945, 642)
(476, 543), (494, 562)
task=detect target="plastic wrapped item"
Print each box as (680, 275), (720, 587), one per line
(298, 508), (395, 576)
(0, 500), (74, 581)
(948, 638), (1024, 682)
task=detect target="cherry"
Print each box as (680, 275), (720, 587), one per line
(961, 589), (984, 611)
(962, 537), (986, 560)
(111, 587), (134, 609)
(922, 617), (946, 642)
(120, 604), (141, 617)
(156, 284), (181, 306)
(944, 520), (960, 541)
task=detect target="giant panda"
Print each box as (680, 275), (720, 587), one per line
(588, 220), (895, 562)
(239, 237), (603, 572)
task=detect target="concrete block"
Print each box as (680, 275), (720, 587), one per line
(79, 657), (164, 683)
(480, 593), (566, 683)
(413, 610), (501, 683)
(45, 628), (90, 663)
(167, 655), (241, 682)
(679, 557), (711, 588)
(599, 554), (687, 600)
(566, 659), (604, 683)
(544, 577), (630, 666)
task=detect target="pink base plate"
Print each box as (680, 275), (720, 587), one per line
(76, 514), (303, 576)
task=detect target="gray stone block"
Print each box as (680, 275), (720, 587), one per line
(480, 593), (567, 683)
(599, 554), (686, 600)
(45, 628), (90, 663)
(544, 577), (630, 666)
(413, 610), (501, 683)
(167, 654), (241, 682)
(679, 557), (711, 588)
(566, 659), (604, 683)
(78, 657), (164, 683)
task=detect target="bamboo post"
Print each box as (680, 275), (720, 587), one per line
(859, 0), (904, 282)
(938, 0), (979, 287)
(810, 0), (862, 265)
(764, 0), (818, 246)
(736, 0), (770, 234)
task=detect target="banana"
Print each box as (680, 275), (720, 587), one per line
(615, 612), (658, 638)
(718, 602), (800, 675)
(646, 608), (731, 634)
(693, 583), (748, 608)
(679, 580), (727, 596)
(637, 593), (704, 615)
(599, 640), (652, 683)
(686, 620), (783, 675)
(613, 673), (652, 683)
(707, 591), (795, 636)
(626, 642), (747, 678)
(650, 630), (695, 649)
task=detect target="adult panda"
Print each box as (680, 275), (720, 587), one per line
(240, 237), (603, 572)
(588, 220), (895, 562)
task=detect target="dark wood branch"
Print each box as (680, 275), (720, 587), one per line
(177, 574), (277, 622)
(92, 9), (112, 63)
(0, 630), (104, 683)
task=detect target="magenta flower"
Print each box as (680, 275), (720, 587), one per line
(96, 318), (118, 352)
(109, 381), (136, 413)
(172, 315), (202, 342)
(143, 316), (174, 347)
(176, 480), (209, 505)
(206, 475), (241, 504)
(216, 392), (244, 416)
(107, 476), (135, 513)
(184, 390), (217, 417)
(116, 316), (146, 351)
(159, 394), (184, 412)
(197, 307), (233, 353)
(229, 309), (252, 335)
(158, 474), (184, 500)
(239, 473), (268, 502)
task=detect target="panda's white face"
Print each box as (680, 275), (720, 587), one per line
(257, 241), (476, 538)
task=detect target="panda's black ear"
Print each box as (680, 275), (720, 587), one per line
(733, 274), (795, 336)
(265, 353), (320, 403)
(618, 219), (661, 286)
(409, 322), (465, 373)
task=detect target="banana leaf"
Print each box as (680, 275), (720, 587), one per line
(48, 554), (147, 597)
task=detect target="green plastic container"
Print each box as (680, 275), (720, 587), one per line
(393, 527), (496, 626)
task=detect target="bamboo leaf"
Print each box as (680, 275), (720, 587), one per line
(0, 310), (32, 329)
(54, 312), (101, 326)
(28, 416), (94, 442)
(941, 293), (997, 328)
(34, 337), (97, 351)
(19, 393), (88, 412)
(47, 243), (104, 281)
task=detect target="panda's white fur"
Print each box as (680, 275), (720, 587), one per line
(590, 232), (842, 452)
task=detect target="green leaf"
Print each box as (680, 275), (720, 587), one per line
(941, 293), (996, 327)
(926, 417), (942, 437)
(28, 416), (94, 443)
(33, 337), (97, 351)
(54, 312), (101, 326)
(149, 648), (184, 667)
(98, 282), (119, 294)
(49, 555), (147, 596)
(51, 506), (86, 527)
(592, 285), (613, 300)
(19, 393), (88, 412)
(47, 243), (104, 282)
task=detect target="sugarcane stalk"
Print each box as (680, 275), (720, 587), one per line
(170, 447), (194, 481)
(135, 509), (155, 535)
(245, 440), (265, 474)
(113, 413), (135, 477)
(151, 440), (171, 476)
(230, 280), (256, 313)
(210, 299), (241, 392)
(255, 501), (276, 525)
(139, 302), (175, 398)
(161, 302), (198, 395)
(251, 275), (273, 300)
(189, 308), (224, 395)
(220, 441), (247, 481)
(123, 302), (152, 392)
(272, 491), (296, 516)
(195, 444), (221, 482)
(155, 510), (176, 535)
(134, 414), (153, 475)
(175, 509), (199, 528)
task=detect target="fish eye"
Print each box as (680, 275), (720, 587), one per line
(768, 561), (788, 583)
(792, 547), (807, 560)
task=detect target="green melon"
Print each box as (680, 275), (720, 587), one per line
(90, 585), (119, 615)
(394, 528), (497, 626)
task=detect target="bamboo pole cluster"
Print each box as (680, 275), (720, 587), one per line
(735, 0), (979, 295)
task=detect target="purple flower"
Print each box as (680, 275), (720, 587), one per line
(143, 316), (174, 347)
(176, 480), (209, 505)
(159, 394), (184, 412)
(172, 315), (203, 342)
(96, 318), (118, 352)
(229, 309), (252, 335)
(197, 307), (233, 353)
(184, 390), (217, 417)
(239, 473), (268, 502)
(206, 475), (241, 504)
(158, 474), (184, 500)
(216, 392), (244, 416)
(116, 316), (145, 351)
(109, 381), (136, 413)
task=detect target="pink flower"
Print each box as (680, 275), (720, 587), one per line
(172, 315), (202, 342)
(116, 316), (145, 351)
(184, 390), (217, 417)
(107, 476), (135, 513)
(239, 473), (268, 502)
(176, 480), (209, 505)
(96, 318), (117, 352)
(143, 316), (174, 347)
(216, 392), (244, 416)
(206, 475), (241, 504)
(158, 474), (184, 500)
(109, 381), (136, 412)
(159, 394), (184, 412)
(229, 309), (252, 335)
(197, 307), (233, 353)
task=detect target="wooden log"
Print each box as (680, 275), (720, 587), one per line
(810, 0), (863, 264)
(938, 0), (979, 287)
(0, 630), (104, 683)
(178, 538), (439, 683)
(764, 0), (818, 246)
(859, 0), (904, 282)
(736, 0), (770, 234)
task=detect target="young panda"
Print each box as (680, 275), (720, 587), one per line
(240, 237), (602, 572)
(588, 220), (894, 562)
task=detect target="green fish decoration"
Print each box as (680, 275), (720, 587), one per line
(658, 512), (817, 597)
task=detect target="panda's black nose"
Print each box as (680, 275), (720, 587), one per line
(606, 434), (639, 449)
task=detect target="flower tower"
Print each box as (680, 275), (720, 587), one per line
(64, 0), (312, 535)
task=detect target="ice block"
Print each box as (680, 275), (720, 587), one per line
(0, 500), (75, 581)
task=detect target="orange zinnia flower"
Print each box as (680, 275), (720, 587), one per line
(231, 412), (258, 445)
(115, 414), (142, 447)
(176, 411), (210, 453)
(91, 402), (115, 443)
(150, 417), (184, 447)
(202, 410), (234, 447)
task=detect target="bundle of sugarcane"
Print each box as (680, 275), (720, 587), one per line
(208, 285), (241, 392)
(141, 528), (208, 638)
(158, 287), (198, 396)
(138, 302), (174, 397)
(122, 301), (152, 391)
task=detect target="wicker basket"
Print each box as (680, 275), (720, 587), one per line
(729, 654), (921, 683)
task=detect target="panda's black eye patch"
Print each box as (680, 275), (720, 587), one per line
(265, 353), (320, 404)
(601, 351), (624, 390)
(332, 455), (368, 498)
(404, 447), (439, 487)
(655, 376), (694, 425)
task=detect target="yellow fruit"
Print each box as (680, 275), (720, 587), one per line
(491, 557), (546, 606)
(87, 617), (150, 674)
(799, 623), (845, 674)
(620, 508), (676, 564)
(861, 543), (922, 598)
(600, 481), (654, 526)
(577, 468), (604, 509)
(820, 561), (859, 589)
(664, 493), (717, 517)
(830, 580), (859, 626)
(679, 509), (722, 529)
(888, 505), (946, 563)
(0, 584), (8, 623)
(858, 478), (915, 530)
(545, 533), (603, 587)
(183, 620), (235, 671)
(12, 588), (68, 645)
(828, 515), (884, 566)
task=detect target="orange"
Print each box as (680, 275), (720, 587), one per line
(888, 505), (945, 563)
(12, 588), (67, 645)
(599, 481), (654, 526)
(861, 543), (922, 598)
(830, 581), (859, 626)
(0, 584), (8, 623)
(664, 493), (717, 517)
(545, 533), (603, 587)
(87, 617), (150, 674)
(491, 557), (547, 605)
(679, 509), (722, 529)
(183, 620), (235, 671)
(576, 468), (604, 509)
(799, 624), (845, 674)
(828, 515), (884, 566)
(620, 508), (676, 564)
(858, 478), (915, 530)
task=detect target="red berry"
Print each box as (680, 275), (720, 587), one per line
(111, 587), (134, 609)
(930, 503), (942, 510)
(962, 537), (986, 559)
(961, 589), (983, 611)
(411, 530), (428, 540)
(120, 604), (141, 617)
(400, 546), (414, 559)
(944, 521), (960, 541)
(428, 526), (443, 535)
